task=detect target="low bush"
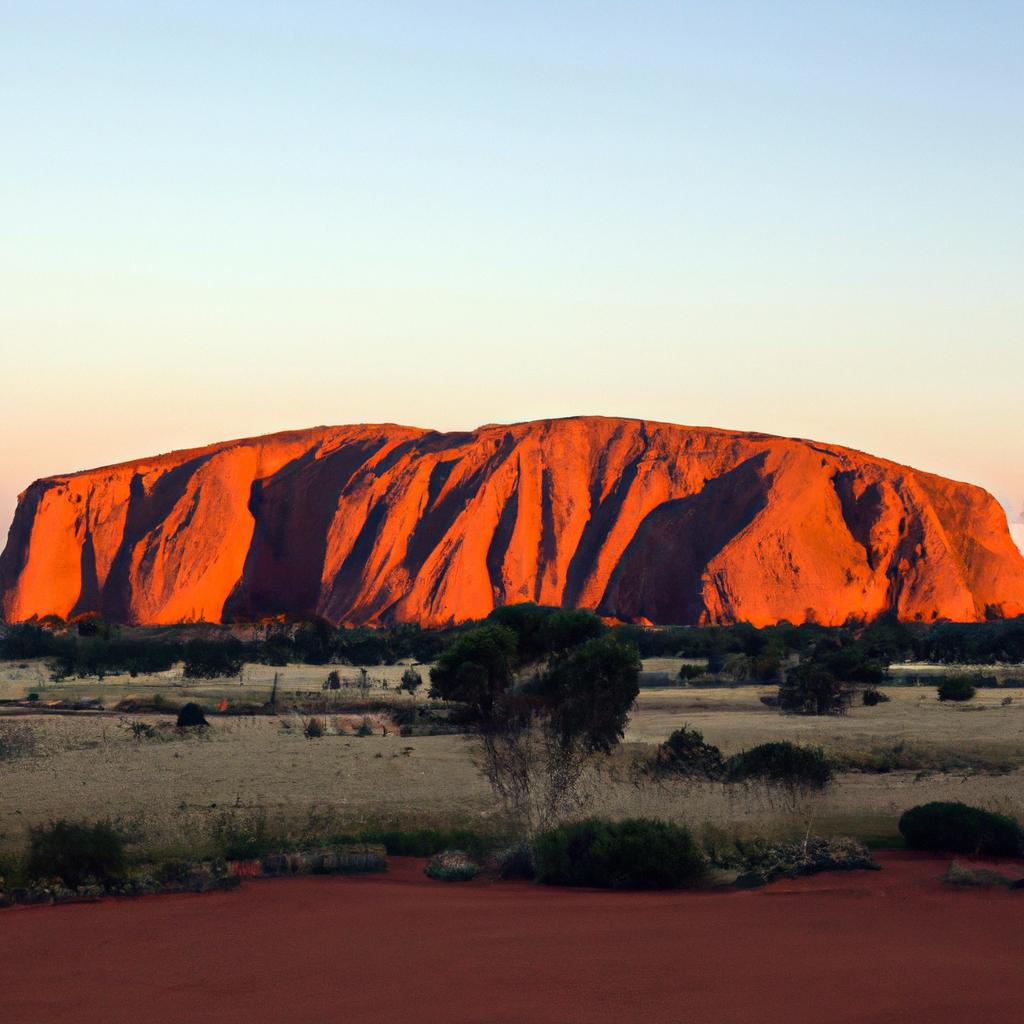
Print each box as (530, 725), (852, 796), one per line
(942, 860), (1016, 889)
(400, 667), (423, 694)
(304, 717), (325, 739)
(862, 688), (890, 706)
(532, 817), (705, 890)
(176, 702), (208, 728)
(359, 827), (494, 858)
(898, 802), (1023, 856)
(425, 850), (479, 882)
(324, 670), (341, 691)
(938, 676), (977, 702)
(355, 718), (374, 737)
(655, 726), (724, 778)
(27, 821), (125, 887)
(496, 843), (535, 880)
(725, 742), (833, 791)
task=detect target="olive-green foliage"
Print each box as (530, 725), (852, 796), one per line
(27, 820), (126, 887)
(655, 726), (724, 778)
(429, 625), (518, 715)
(182, 637), (244, 678)
(778, 663), (852, 715)
(898, 802), (1022, 857)
(725, 742), (833, 790)
(937, 675), (977, 702)
(400, 667), (423, 694)
(176, 701), (209, 728)
(533, 635), (641, 753)
(533, 818), (705, 889)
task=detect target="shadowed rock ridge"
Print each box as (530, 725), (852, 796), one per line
(2, 417), (1023, 627)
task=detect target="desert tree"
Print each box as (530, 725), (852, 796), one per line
(430, 617), (640, 834)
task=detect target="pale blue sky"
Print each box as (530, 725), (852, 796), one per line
(2, 2), (1022, 541)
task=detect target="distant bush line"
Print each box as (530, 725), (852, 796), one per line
(0, 610), (1022, 682)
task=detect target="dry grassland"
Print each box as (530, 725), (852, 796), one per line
(1, 658), (1023, 858)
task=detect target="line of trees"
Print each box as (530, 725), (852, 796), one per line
(1, 609), (1022, 683)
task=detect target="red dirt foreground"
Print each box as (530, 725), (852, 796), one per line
(2, 852), (1022, 1024)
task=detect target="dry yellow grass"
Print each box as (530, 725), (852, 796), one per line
(1, 658), (1023, 857)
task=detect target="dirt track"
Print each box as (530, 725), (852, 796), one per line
(2, 852), (1021, 1024)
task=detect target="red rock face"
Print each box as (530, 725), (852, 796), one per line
(2, 417), (1023, 627)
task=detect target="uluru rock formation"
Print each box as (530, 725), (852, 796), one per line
(3, 417), (1023, 627)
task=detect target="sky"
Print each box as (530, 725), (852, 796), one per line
(2, 2), (1022, 550)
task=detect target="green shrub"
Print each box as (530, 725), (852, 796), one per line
(725, 742), (833, 791)
(355, 718), (374, 737)
(937, 676), (976, 702)
(176, 702), (208, 728)
(182, 638), (244, 679)
(359, 827), (493, 858)
(27, 821), (125, 887)
(862, 688), (890, 706)
(400, 667), (423, 694)
(532, 817), (705, 889)
(425, 850), (479, 881)
(898, 802), (1023, 856)
(324, 670), (341, 691)
(304, 717), (325, 739)
(655, 726), (724, 778)
(497, 843), (535, 880)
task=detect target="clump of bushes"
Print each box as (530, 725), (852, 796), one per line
(358, 827), (496, 858)
(400, 667), (423, 694)
(725, 742), (833, 791)
(532, 818), (705, 890)
(937, 676), (977, 702)
(324, 670), (341, 691)
(942, 860), (1018, 889)
(27, 820), (125, 888)
(862, 688), (890, 706)
(355, 718), (374, 737)
(425, 850), (479, 882)
(303, 717), (325, 739)
(898, 801), (1022, 856)
(655, 726), (724, 778)
(176, 702), (208, 728)
(182, 637), (244, 679)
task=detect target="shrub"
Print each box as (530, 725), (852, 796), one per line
(400, 667), (423, 694)
(778, 664), (852, 715)
(942, 860), (1015, 889)
(425, 850), (479, 882)
(938, 676), (976, 702)
(399, 723), (414, 737)
(324, 670), (341, 691)
(27, 821), (125, 887)
(304, 717), (325, 739)
(676, 664), (704, 682)
(655, 726), (724, 778)
(128, 720), (157, 740)
(355, 718), (374, 737)
(862, 688), (890, 706)
(532, 817), (705, 890)
(898, 802), (1023, 856)
(183, 638), (245, 679)
(496, 843), (535, 880)
(725, 742), (833, 791)
(176, 702), (209, 728)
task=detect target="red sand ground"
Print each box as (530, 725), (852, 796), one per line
(2, 852), (1021, 1024)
